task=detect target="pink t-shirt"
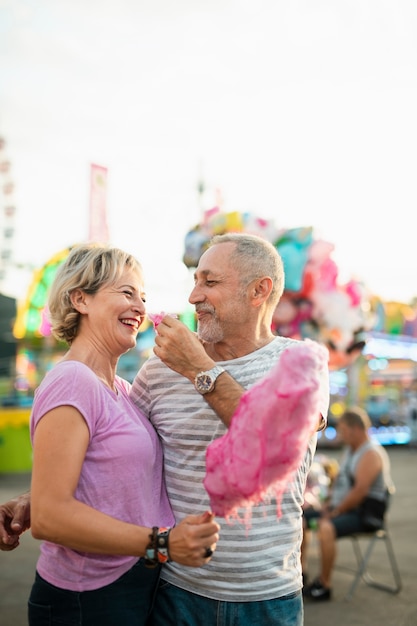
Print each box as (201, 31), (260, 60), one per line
(30, 361), (174, 591)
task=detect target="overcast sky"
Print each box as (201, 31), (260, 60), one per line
(1, 0), (416, 311)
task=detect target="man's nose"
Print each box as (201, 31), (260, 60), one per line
(189, 284), (203, 304)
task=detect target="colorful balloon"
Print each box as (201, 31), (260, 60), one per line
(183, 208), (375, 365)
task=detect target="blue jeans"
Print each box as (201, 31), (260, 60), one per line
(304, 507), (366, 538)
(150, 579), (304, 626)
(28, 560), (161, 625)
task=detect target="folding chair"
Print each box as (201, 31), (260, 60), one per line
(339, 525), (402, 601)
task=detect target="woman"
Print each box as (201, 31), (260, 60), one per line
(27, 243), (219, 625)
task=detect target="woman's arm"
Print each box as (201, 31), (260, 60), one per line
(31, 405), (219, 565)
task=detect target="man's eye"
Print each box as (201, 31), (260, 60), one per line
(206, 281), (217, 286)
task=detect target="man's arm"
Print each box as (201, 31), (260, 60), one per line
(0, 491), (31, 551)
(152, 315), (327, 430)
(196, 372), (244, 428)
(152, 316), (243, 427)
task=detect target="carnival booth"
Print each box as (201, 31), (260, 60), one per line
(347, 299), (417, 446)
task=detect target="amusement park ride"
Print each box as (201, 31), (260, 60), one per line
(0, 136), (16, 288)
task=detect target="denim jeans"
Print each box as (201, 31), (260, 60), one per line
(304, 506), (368, 538)
(150, 579), (304, 626)
(28, 560), (161, 625)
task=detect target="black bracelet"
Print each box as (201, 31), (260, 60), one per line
(144, 526), (159, 568)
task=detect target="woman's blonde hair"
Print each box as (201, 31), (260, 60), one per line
(48, 242), (142, 344)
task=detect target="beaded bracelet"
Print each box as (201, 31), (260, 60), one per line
(156, 527), (171, 563)
(144, 526), (159, 568)
(144, 526), (172, 568)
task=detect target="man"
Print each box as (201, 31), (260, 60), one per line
(1, 233), (329, 625)
(130, 233), (329, 625)
(302, 406), (394, 602)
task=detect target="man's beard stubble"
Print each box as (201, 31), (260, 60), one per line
(196, 313), (224, 344)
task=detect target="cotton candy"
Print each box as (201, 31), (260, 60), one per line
(148, 312), (178, 328)
(148, 312), (166, 328)
(203, 339), (328, 524)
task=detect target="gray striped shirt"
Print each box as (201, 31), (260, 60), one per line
(130, 336), (329, 601)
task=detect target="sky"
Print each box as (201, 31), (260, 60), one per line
(0, 0), (417, 313)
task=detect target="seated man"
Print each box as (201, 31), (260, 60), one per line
(302, 406), (394, 601)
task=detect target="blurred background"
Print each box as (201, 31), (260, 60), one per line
(1, 0), (417, 472)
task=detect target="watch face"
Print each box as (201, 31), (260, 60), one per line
(195, 366), (225, 395)
(196, 373), (214, 393)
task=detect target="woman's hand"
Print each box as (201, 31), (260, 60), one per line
(168, 511), (220, 567)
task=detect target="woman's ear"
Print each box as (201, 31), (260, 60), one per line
(70, 288), (88, 313)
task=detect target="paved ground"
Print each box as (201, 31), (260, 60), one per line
(0, 446), (416, 626)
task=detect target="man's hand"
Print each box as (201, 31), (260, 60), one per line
(0, 492), (31, 551)
(153, 316), (213, 381)
(153, 315), (246, 427)
(317, 414), (327, 432)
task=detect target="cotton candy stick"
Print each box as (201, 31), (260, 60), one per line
(203, 339), (328, 523)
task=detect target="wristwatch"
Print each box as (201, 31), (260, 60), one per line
(194, 365), (226, 395)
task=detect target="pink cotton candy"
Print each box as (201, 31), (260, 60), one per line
(148, 312), (166, 328)
(203, 339), (328, 525)
(148, 312), (178, 328)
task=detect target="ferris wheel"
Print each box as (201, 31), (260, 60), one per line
(0, 136), (16, 292)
